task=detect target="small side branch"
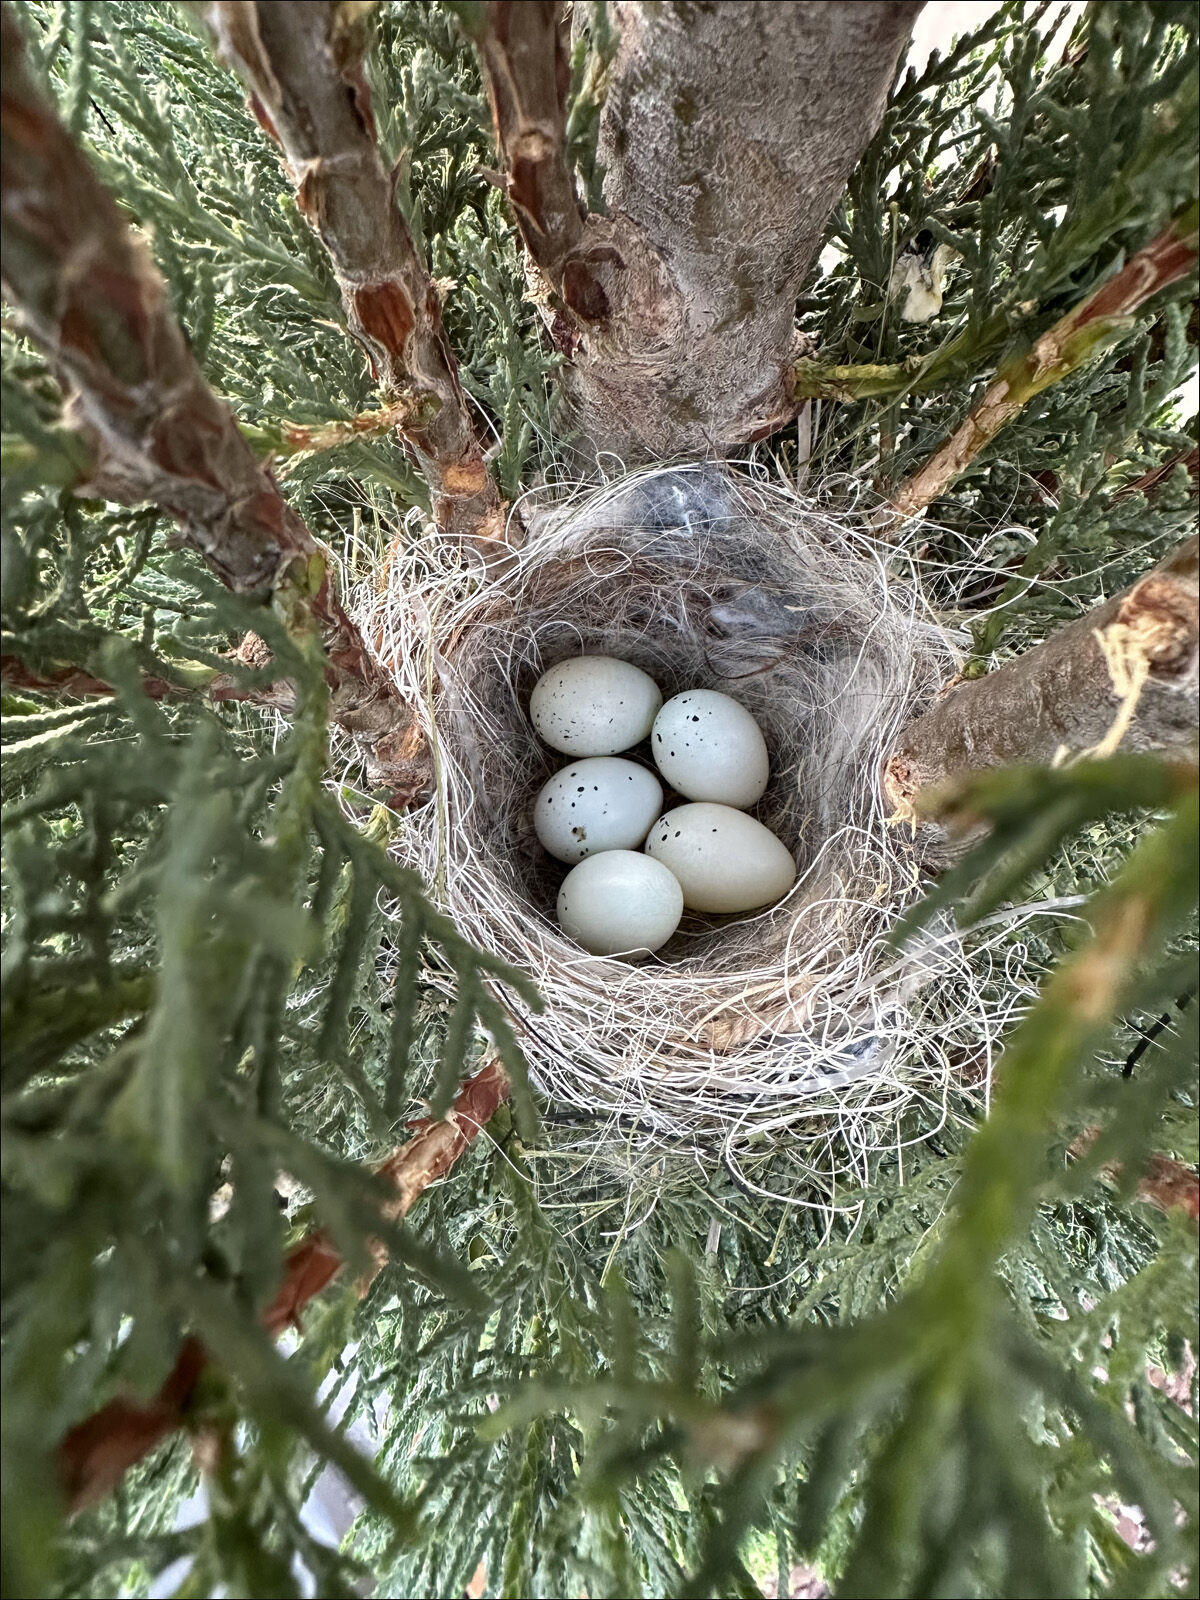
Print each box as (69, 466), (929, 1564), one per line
(1069, 1128), (1199, 1224)
(889, 208), (1199, 520)
(463, 2), (584, 284)
(0, 6), (419, 790)
(0, 649), (290, 710)
(203, 1), (505, 553)
(793, 357), (918, 403)
(57, 1058), (511, 1514)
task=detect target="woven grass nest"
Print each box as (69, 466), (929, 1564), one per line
(364, 466), (1053, 1197)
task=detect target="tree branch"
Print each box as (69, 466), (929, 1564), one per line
(202, 0), (506, 554)
(884, 537), (1199, 816)
(57, 1058), (511, 1515)
(0, 648), (290, 710)
(889, 207), (1200, 519)
(461, 2), (583, 284)
(0, 5), (422, 793)
(1069, 1128), (1200, 1224)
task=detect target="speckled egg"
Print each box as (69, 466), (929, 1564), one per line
(530, 656), (662, 756)
(534, 757), (663, 864)
(651, 689), (769, 808)
(556, 850), (684, 956)
(645, 803), (795, 914)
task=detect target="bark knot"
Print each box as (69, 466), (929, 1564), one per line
(1111, 566), (1200, 685)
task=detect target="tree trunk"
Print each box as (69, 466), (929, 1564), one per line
(566, 0), (920, 460)
(472, 1), (921, 463)
(884, 537), (1199, 816)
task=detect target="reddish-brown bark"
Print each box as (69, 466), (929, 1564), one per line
(56, 1058), (512, 1514)
(203, 1), (506, 555)
(2, 656), (189, 704)
(0, 7), (423, 791)
(1069, 1128), (1200, 1224)
(469, 2), (583, 283)
(0, 652), (289, 708)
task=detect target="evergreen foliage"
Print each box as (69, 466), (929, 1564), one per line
(1, 4), (1197, 1599)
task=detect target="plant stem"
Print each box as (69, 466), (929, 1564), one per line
(889, 206), (1199, 519)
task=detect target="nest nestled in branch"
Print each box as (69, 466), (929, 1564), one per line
(361, 467), (1055, 1198)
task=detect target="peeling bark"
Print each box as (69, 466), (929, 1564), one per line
(474, 1), (920, 462)
(470, 1), (583, 283)
(0, 652), (265, 707)
(1069, 1128), (1200, 1224)
(0, 8), (422, 793)
(884, 538), (1199, 815)
(203, 0), (506, 553)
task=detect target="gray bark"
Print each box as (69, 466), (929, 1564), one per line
(559, 1), (921, 461)
(883, 537), (1200, 816)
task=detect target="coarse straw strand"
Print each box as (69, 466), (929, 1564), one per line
(351, 465), (1080, 1203)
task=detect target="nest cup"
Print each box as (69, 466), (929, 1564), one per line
(366, 466), (1018, 1187)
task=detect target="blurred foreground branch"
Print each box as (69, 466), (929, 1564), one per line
(57, 1058), (511, 1514)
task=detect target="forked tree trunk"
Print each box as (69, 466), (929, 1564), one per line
(884, 537), (1200, 816)
(473, 0), (921, 462)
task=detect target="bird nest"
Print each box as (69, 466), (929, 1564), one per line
(359, 466), (1055, 1200)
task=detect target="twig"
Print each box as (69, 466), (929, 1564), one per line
(1123, 987), (1196, 1079)
(460, 2), (584, 285)
(889, 207), (1199, 519)
(244, 398), (430, 461)
(0, 650), (288, 709)
(0, 5), (419, 790)
(1115, 446), (1200, 502)
(56, 1058), (511, 1514)
(793, 356), (920, 402)
(202, 1), (507, 555)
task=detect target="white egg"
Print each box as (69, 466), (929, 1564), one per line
(556, 850), (684, 956)
(645, 803), (796, 913)
(651, 689), (769, 808)
(530, 656), (662, 756)
(534, 758), (663, 864)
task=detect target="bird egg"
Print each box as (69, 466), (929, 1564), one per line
(556, 850), (684, 956)
(530, 656), (662, 756)
(645, 803), (795, 913)
(534, 758), (663, 864)
(651, 689), (769, 808)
